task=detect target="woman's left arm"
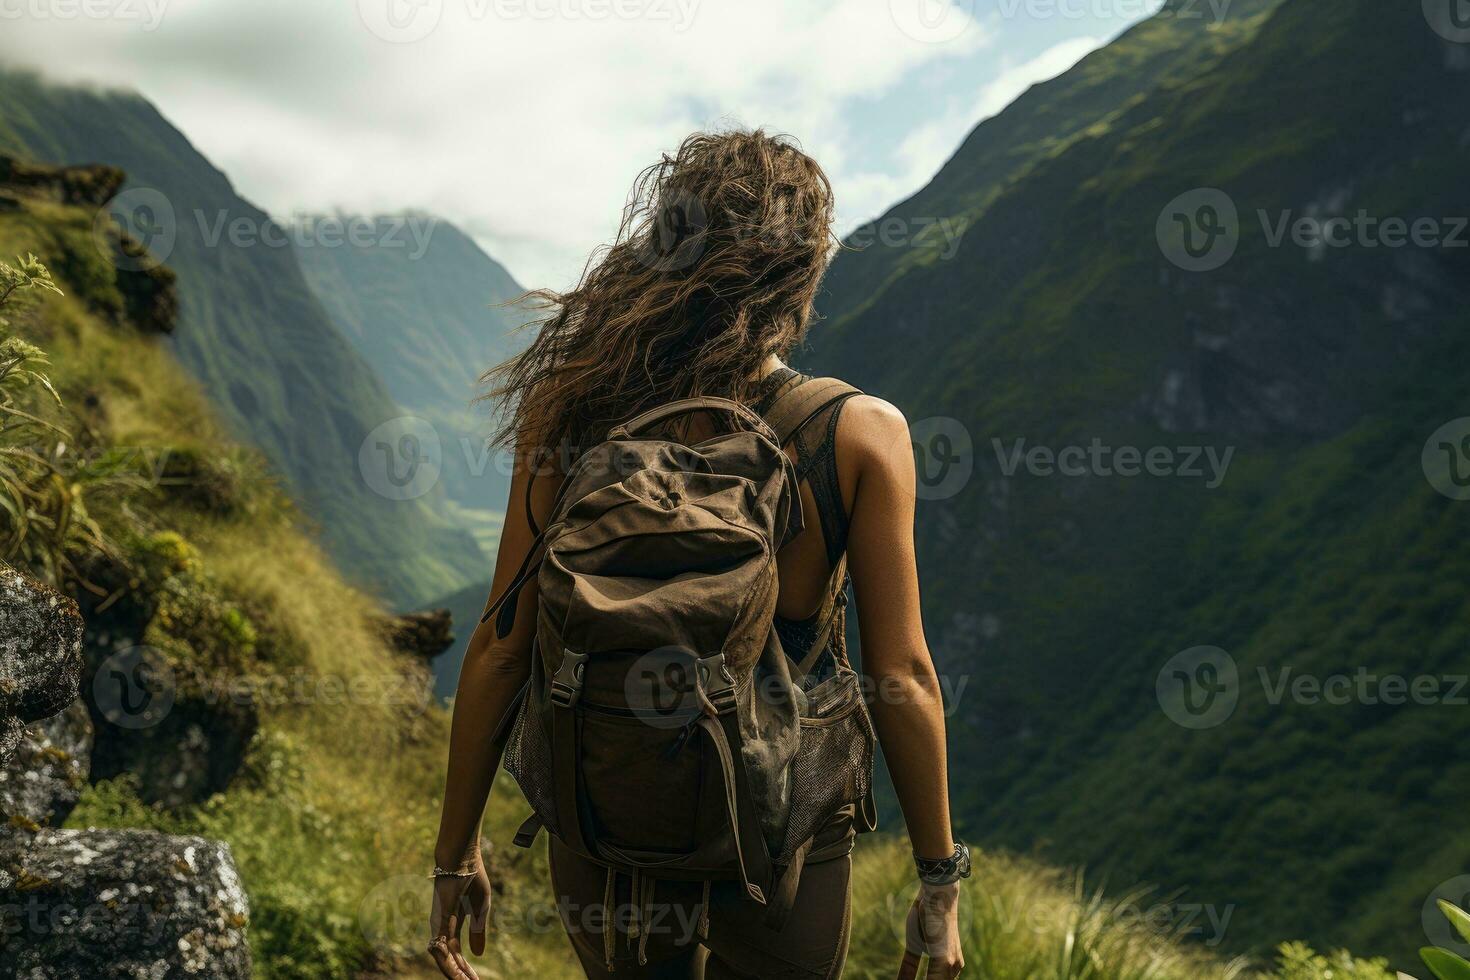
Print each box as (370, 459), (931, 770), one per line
(429, 449), (557, 980)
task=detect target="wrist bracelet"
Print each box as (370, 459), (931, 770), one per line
(432, 838), (484, 879)
(914, 840), (972, 886)
(429, 864), (477, 879)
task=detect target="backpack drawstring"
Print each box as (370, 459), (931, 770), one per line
(602, 867), (617, 972)
(636, 872), (655, 966)
(698, 880), (711, 940)
(601, 867), (658, 969)
(628, 869), (642, 951)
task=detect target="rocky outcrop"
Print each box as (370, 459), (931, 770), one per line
(0, 156), (126, 208)
(0, 698), (91, 830)
(379, 608), (455, 661)
(113, 231), (179, 335)
(0, 564), (84, 767)
(71, 552), (259, 808)
(0, 828), (251, 978)
(89, 692), (258, 810)
(0, 156), (178, 335)
(83, 630), (259, 809)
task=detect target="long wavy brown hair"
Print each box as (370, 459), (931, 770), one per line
(484, 129), (837, 457)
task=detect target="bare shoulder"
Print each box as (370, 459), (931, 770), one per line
(837, 393), (908, 450)
(835, 393), (913, 483)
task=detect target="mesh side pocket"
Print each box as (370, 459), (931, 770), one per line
(502, 690), (559, 836)
(777, 691), (875, 862)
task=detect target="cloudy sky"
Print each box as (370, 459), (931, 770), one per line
(0, 0), (1154, 288)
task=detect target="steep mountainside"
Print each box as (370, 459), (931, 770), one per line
(818, 0), (1287, 327)
(297, 215), (529, 553)
(0, 167), (581, 977)
(0, 69), (485, 608)
(809, 0), (1470, 965)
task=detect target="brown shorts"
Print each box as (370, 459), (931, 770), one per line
(548, 837), (852, 979)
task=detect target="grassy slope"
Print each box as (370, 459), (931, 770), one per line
(810, 0), (1470, 966)
(0, 68), (485, 609)
(296, 218), (532, 697)
(0, 195), (577, 978)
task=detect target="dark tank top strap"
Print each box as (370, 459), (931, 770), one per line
(753, 369), (860, 567)
(791, 392), (859, 567)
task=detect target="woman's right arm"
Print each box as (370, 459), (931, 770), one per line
(842, 396), (966, 979)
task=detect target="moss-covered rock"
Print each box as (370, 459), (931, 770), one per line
(0, 827), (251, 978)
(0, 562), (83, 760)
(0, 698), (90, 830)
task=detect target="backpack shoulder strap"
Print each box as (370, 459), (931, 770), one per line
(763, 375), (862, 446)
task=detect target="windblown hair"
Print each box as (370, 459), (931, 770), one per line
(484, 129), (837, 458)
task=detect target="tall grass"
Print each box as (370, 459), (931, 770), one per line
(846, 839), (1394, 980)
(847, 839), (1248, 980)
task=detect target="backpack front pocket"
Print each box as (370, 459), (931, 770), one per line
(577, 704), (704, 855)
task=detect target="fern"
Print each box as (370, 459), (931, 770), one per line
(0, 253), (121, 584)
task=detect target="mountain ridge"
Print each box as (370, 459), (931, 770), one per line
(0, 67), (487, 608)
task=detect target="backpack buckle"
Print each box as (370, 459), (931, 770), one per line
(697, 653), (738, 715)
(550, 650), (588, 708)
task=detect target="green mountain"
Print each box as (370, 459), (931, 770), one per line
(809, 0), (1470, 967)
(0, 69), (485, 609)
(296, 213), (529, 556)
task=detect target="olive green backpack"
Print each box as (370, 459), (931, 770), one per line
(487, 380), (877, 938)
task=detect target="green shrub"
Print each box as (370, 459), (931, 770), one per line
(0, 252), (150, 584)
(1271, 942), (1395, 980)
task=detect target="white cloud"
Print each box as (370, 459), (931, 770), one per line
(0, 2), (1102, 289)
